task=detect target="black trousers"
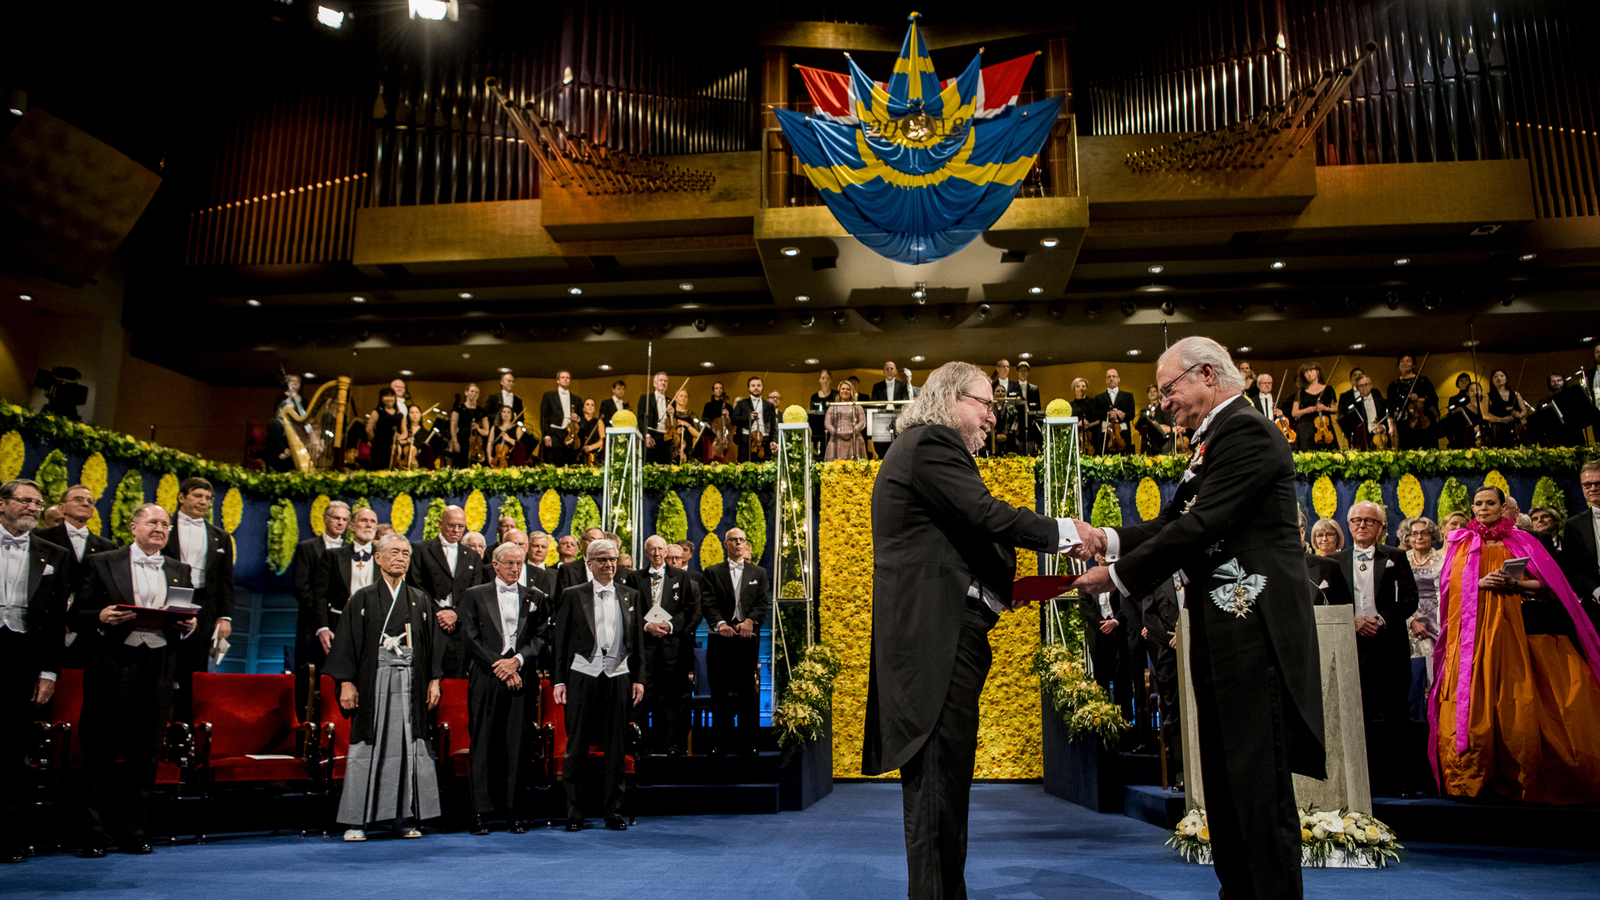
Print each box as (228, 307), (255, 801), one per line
(1086, 621), (1136, 722)
(1189, 601), (1303, 900)
(644, 432), (673, 465)
(635, 636), (688, 753)
(900, 603), (995, 900)
(562, 670), (629, 820)
(1357, 641), (1413, 796)
(467, 667), (531, 815)
(0, 628), (42, 851)
(81, 642), (176, 847)
(1143, 633), (1181, 772)
(705, 631), (760, 752)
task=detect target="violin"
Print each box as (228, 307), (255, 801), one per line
(709, 413), (737, 464)
(491, 429), (513, 468)
(662, 404), (680, 449)
(1312, 407), (1337, 446)
(1078, 418), (1097, 457)
(1276, 416), (1295, 443)
(1103, 412), (1127, 454)
(564, 415), (581, 449)
(1173, 426), (1191, 455)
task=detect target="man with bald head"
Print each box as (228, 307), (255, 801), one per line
(623, 535), (700, 754)
(554, 526), (606, 605)
(700, 528), (769, 755)
(1332, 500), (1417, 796)
(407, 505), (481, 679)
(1093, 367), (1136, 454)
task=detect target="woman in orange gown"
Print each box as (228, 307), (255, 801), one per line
(1430, 484), (1600, 804)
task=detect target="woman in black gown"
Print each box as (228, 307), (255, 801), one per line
(365, 387), (405, 471)
(1068, 377), (1099, 452)
(1290, 362), (1337, 451)
(1484, 368), (1530, 447)
(577, 397), (606, 466)
(448, 383), (489, 467)
(488, 406), (524, 467)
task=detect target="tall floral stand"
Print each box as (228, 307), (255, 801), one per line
(602, 425), (642, 562)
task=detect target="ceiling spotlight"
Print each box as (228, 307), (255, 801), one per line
(911, 282), (927, 301)
(1423, 292), (1442, 310)
(1271, 298), (1289, 313)
(781, 247), (800, 257)
(903, 306), (917, 322)
(976, 303), (991, 320)
(590, 321), (605, 334)
(679, 282), (694, 291)
(1012, 303), (1028, 319)
(832, 310), (848, 326)
(805, 358), (819, 365)
(1393, 257), (1410, 266)
(1127, 349), (1143, 356)
(693, 317), (708, 332)
(1121, 300), (1137, 317)
(1499, 292), (1516, 307)
(1039, 237), (1059, 248)
(911, 355), (926, 362)
(352, 295), (366, 303)
(1350, 343), (1366, 350)
(399, 369), (413, 376)
(304, 372), (317, 379)
(1462, 339), (1481, 347)
(1237, 346), (1252, 353)
(794, 294), (810, 303)
(409, 0), (455, 21)
(1148, 265), (1164, 274)
(246, 298), (260, 307)
(461, 352), (471, 359)
(1047, 300), (1067, 318)
(1159, 300), (1175, 316)
(498, 367), (511, 374)
(701, 361), (715, 368)
(1018, 352), (1032, 360)
(1583, 336), (1595, 343)
(1028, 286), (1044, 295)
(1269, 261), (1286, 270)
(1230, 299), (1250, 314)
(938, 305), (956, 321)
(568, 287), (583, 295)
(599, 364), (612, 371)
(316, 6), (346, 28)
(1383, 291), (1400, 310)
(457, 292), (473, 300)
(864, 307), (883, 325)
(1519, 253), (1537, 261)
(1195, 298), (1213, 314)
(799, 312), (815, 327)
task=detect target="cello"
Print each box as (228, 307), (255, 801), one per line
(1310, 357), (1340, 448)
(708, 410), (737, 463)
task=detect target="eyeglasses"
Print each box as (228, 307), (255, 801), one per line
(725, 537), (749, 544)
(1582, 481), (1600, 491)
(4, 497), (45, 510)
(959, 392), (996, 412)
(1159, 364), (1201, 399)
(590, 557), (618, 565)
(1349, 517), (1384, 528)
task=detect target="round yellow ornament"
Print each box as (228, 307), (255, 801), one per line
(1312, 475), (1338, 520)
(1396, 474), (1424, 519)
(699, 484), (723, 531)
(783, 404), (808, 424)
(155, 474), (180, 515)
(309, 494), (331, 536)
(0, 432), (22, 484)
(391, 493), (415, 537)
(464, 489), (487, 533)
(1045, 398), (1071, 418)
(700, 530), (725, 567)
(610, 409), (638, 429)
(539, 489), (562, 533)
(222, 488), (243, 532)
(1135, 477), (1162, 521)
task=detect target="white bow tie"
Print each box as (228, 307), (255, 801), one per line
(66, 523), (88, 538)
(497, 583), (519, 596)
(179, 514), (204, 526)
(134, 555), (164, 570)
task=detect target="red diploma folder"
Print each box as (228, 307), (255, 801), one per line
(1009, 574), (1082, 606)
(115, 604), (199, 630)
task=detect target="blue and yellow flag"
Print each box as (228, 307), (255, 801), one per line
(775, 13), (1061, 265)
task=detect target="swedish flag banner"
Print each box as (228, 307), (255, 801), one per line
(775, 13), (1062, 265)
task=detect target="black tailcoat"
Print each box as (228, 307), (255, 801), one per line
(324, 581), (442, 746)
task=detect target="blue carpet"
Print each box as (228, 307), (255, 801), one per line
(8, 784), (1598, 900)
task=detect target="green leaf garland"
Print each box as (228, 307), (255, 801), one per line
(111, 469), (145, 545)
(655, 491), (688, 544)
(266, 499), (298, 575)
(498, 495), (528, 533)
(570, 495), (601, 536)
(1090, 483), (1123, 529)
(1531, 476), (1567, 521)
(422, 497), (446, 540)
(1354, 479), (1385, 512)
(35, 449), (68, 506)
(1437, 477), (1468, 524)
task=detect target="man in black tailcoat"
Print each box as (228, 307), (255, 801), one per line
(406, 505), (480, 679)
(162, 478), (233, 715)
(1332, 501), (1418, 797)
(539, 371), (581, 466)
(867, 362), (1077, 900)
(292, 500), (349, 674)
(700, 528), (769, 756)
(459, 542), (548, 834)
(1562, 460), (1600, 632)
(0, 479), (71, 864)
(1092, 368), (1137, 453)
(732, 376), (778, 463)
(1071, 336), (1325, 900)
(621, 535), (699, 755)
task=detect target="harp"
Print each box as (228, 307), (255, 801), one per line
(279, 376), (354, 472)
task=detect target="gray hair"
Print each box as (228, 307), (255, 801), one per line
(130, 502), (168, 524)
(897, 361), (985, 432)
(324, 500), (351, 518)
(1159, 336), (1246, 393)
(585, 538), (617, 561)
(1347, 499), (1387, 521)
(1309, 518), (1344, 551)
(1400, 516), (1440, 544)
(529, 530), (550, 542)
(375, 532), (410, 554)
(0, 479), (42, 501)
(493, 542), (526, 563)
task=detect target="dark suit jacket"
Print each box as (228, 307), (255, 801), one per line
(36, 522), (116, 603)
(1139, 576), (1181, 642)
(1561, 509), (1599, 602)
(870, 379), (910, 403)
(621, 565), (699, 637)
(1338, 388), (1389, 439)
(405, 538), (481, 607)
(1111, 394), (1325, 778)
(599, 397), (628, 426)
(292, 536), (338, 640)
(551, 581), (645, 688)
(1093, 389), (1137, 437)
(527, 564), (558, 599)
(458, 580), (549, 675)
(553, 559), (591, 606)
(5, 533), (71, 678)
(161, 518), (234, 626)
(483, 391), (525, 427)
(324, 581), (441, 744)
(638, 393), (672, 433)
(1330, 544), (1418, 648)
(313, 542), (377, 626)
(539, 390), (581, 441)
(865, 423), (1059, 775)
(1306, 553), (1352, 606)
(697, 561), (767, 631)
(731, 397), (777, 442)
(74, 547), (193, 649)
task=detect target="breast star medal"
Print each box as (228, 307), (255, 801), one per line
(1209, 558), (1266, 618)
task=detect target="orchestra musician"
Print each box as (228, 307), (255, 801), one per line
(1335, 367), (1369, 421)
(488, 406), (524, 468)
(1014, 362), (1041, 455)
(1484, 368), (1531, 448)
(1290, 363), (1337, 451)
(577, 398), (606, 466)
(1248, 373), (1286, 423)
(484, 372), (525, 430)
(366, 387), (407, 472)
(264, 373), (308, 472)
(1339, 373), (1395, 451)
(540, 371), (581, 466)
(599, 380), (629, 427)
(449, 384), (490, 467)
(1442, 375), (1482, 449)
(809, 370), (836, 457)
(824, 380), (868, 461)
(1239, 360), (1258, 398)
(641, 371), (673, 465)
(1533, 373), (1592, 447)
(871, 362), (910, 460)
(1137, 383), (1178, 455)
(1092, 369), (1135, 454)
(733, 377), (777, 462)
(1389, 354), (1440, 450)
(669, 390), (704, 464)
(1070, 378), (1100, 453)
(701, 382), (734, 463)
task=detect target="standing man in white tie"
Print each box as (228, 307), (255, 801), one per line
(406, 505), (480, 679)
(0, 479), (71, 864)
(870, 361), (907, 459)
(700, 528), (769, 755)
(74, 503), (194, 856)
(36, 483), (118, 576)
(622, 535), (699, 755)
(540, 370), (582, 466)
(162, 478), (233, 715)
(459, 542), (548, 834)
(1252, 373), (1286, 424)
(733, 377), (777, 462)
(292, 501), (349, 675)
(641, 371), (673, 465)
(1331, 500), (1418, 797)
(1559, 461), (1600, 629)
(552, 539), (643, 831)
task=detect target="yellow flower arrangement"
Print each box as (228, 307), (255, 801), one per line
(539, 489), (562, 533)
(699, 484), (723, 530)
(1135, 477), (1161, 522)
(782, 404), (808, 424)
(81, 452), (108, 499)
(1311, 475), (1337, 519)
(820, 457), (1042, 780)
(1044, 398), (1071, 418)
(1396, 474), (1424, 518)
(0, 431), (23, 483)
(464, 489), (487, 533)
(222, 487), (243, 533)
(155, 473), (180, 514)
(309, 494), (331, 536)
(391, 492), (415, 536)
(700, 530), (725, 566)
(610, 409), (638, 429)
(1484, 469), (1510, 500)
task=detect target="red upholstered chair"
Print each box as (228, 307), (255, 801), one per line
(316, 674), (351, 784)
(540, 677), (637, 825)
(434, 677), (472, 781)
(191, 673), (315, 840)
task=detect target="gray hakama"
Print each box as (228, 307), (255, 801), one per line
(337, 645), (441, 827)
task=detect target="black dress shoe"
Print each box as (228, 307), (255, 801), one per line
(127, 842), (154, 856)
(508, 819), (527, 834)
(80, 845), (108, 859)
(565, 819), (583, 832)
(3, 847), (25, 864)
(604, 815), (627, 831)
(470, 815), (490, 836)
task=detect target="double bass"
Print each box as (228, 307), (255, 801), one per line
(708, 411), (737, 463)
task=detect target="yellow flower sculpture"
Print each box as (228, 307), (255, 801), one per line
(539, 489), (562, 533)
(1397, 474), (1424, 519)
(222, 488), (243, 533)
(782, 404), (808, 424)
(1136, 477), (1162, 522)
(699, 484), (723, 531)
(155, 473), (180, 515)
(464, 489), (487, 533)
(610, 409), (638, 429)
(81, 453), (108, 499)
(1484, 469), (1511, 502)
(700, 531), (725, 567)
(391, 493), (415, 537)
(309, 494), (331, 536)
(1044, 398), (1071, 418)
(0, 431), (22, 483)
(1312, 475), (1338, 520)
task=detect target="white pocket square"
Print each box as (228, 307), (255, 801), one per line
(1385, 559), (1395, 568)
(1317, 579), (1329, 590)
(43, 564), (55, 577)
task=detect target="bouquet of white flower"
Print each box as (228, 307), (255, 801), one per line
(1170, 805), (1400, 868)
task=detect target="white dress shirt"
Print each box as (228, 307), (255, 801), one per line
(1095, 592), (1115, 620)
(127, 546), (169, 648)
(728, 561), (745, 619)
(323, 533), (344, 551)
(967, 519), (1084, 614)
(570, 582), (628, 678)
(1360, 392), (1379, 428)
(558, 388), (572, 421)
(646, 565), (672, 632)
(653, 392), (669, 431)
(495, 579), (523, 660)
(748, 397), (765, 435)
(0, 525), (29, 634)
(501, 390), (515, 410)
(348, 542), (376, 596)
(177, 513), (208, 589)
(64, 522), (89, 560)
(1350, 544), (1380, 621)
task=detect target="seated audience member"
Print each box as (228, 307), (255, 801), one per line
(552, 539), (642, 831)
(1310, 517), (1344, 556)
(1526, 506), (1562, 549)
